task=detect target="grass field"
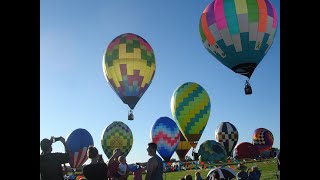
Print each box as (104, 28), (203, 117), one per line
(127, 158), (279, 180)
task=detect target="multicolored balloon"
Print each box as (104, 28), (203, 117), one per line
(171, 82), (211, 148)
(175, 130), (192, 161)
(199, 0), (278, 88)
(102, 33), (156, 113)
(252, 128), (274, 153)
(66, 128), (94, 168)
(234, 142), (260, 159)
(215, 122), (238, 156)
(150, 117), (180, 162)
(198, 140), (227, 162)
(101, 121), (133, 158)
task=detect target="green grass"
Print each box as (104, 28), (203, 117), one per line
(127, 158), (279, 180)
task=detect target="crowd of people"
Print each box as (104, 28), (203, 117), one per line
(40, 137), (164, 180)
(40, 136), (280, 180)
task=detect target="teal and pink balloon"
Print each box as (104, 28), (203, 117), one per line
(66, 128), (94, 168)
(215, 122), (238, 157)
(252, 128), (274, 153)
(198, 140), (227, 162)
(150, 117), (180, 162)
(101, 121), (133, 158)
(199, 0), (278, 79)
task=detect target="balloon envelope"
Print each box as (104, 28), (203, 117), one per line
(171, 82), (211, 148)
(198, 140), (227, 162)
(101, 121), (133, 158)
(175, 130), (192, 161)
(199, 0), (278, 78)
(66, 128), (94, 168)
(234, 142), (260, 159)
(150, 117), (180, 162)
(215, 122), (238, 156)
(103, 33), (156, 110)
(252, 128), (274, 153)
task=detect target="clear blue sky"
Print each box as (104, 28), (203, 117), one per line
(40, 0), (280, 165)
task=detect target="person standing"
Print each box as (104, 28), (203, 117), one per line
(107, 148), (129, 180)
(145, 142), (163, 180)
(236, 163), (248, 180)
(82, 146), (108, 180)
(40, 136), (70, 180)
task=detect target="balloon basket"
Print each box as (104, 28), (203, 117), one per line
(128, 110), (134, 120)
(244, 80), (252, 95)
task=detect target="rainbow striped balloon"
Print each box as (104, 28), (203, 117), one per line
(66, 128), (94, 168)
(199, 0), (278, 79)
(103, 33), (156, 110)
(150, 117), (180, 162)
(171, 82), (211, 148)
(101, 121), (133, 158)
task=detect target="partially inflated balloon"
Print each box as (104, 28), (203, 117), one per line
(199, 0), (278, 79)
(101, 121), (133, 158)
(175, 130), (192, 161)
(150, 117), (180, 162)
(103, 33), (156, 111)
(66, 128), (94, 168)
(171, 82), (211, 148)
(215, 122), (238, 156)
(234, 142), (260, 159)
(198, 140), (227, 162)
(252, 128), (274, 153)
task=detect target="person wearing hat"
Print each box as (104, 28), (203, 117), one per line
(40, 136), (70, 180)
(236, 163), (248, 180)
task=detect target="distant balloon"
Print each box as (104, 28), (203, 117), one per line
(234, 142), (260, 159)
(101, 121), (133, 158)
(215, 122), (238, 156)
(150, 117), (180, 162)
(175, 130), (192, 161)
(66, 128), (94, 169)
(252, 128), (274, 153)
(102, 33), (156, 120)
(199, 0), (278, 94)
(171, 82), (211, 148)
(198, 140), (227, 162)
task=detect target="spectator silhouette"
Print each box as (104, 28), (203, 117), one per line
(145, 142), (163, 180)
(133, 163), (145, 180)
(40, 136), (70, 180)
(107, 148), (129, 180)
(82, 146), (108, 180)
(185, 174), (192, 180)
(195, 171), (203, 180)
(247, 166), (261, 180)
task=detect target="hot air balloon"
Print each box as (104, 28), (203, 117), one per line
(234, 142), (260, 159)
(103, 33), (156, 120)
(175, 130), (192, 161)
(215, 122), (238, 157)
(199, 0), (278, 95)
(66, 128), (94, 169)
(198, 140), (227, 162)
(252, 128), (274, 153)
(101, 121), (133, 158)
(150, 116), (180, 162)
(171, 82), (211, 149)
